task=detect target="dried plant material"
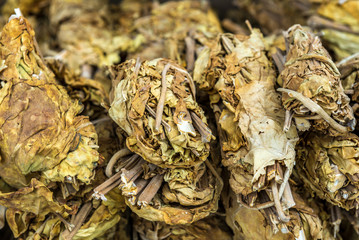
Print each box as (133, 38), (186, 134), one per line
(296, 132), (359, 210)
(94, 215), (131, 240)
(46, 59), (110, 118)
(308, 1), (359, 61)
(234, 0), (311, 34)
(11, 171), (127, 240)
(194, 29), (298, 223)
(95, 149), (222, 225)
(46, 59), (109, 105)
(0, 179), (65, 233)
(223, 184), (336, 240)
(1, 0), (48, 16)
(133, 214), (232, 240)
(127, 1), (222, 70)
(279, 24), (355, 135)
(0, 14), (100, 188)
(109, 58), (213, 168)
(95, 117), (125, 165)
(48, 0), (124, 74)
(337, 53), (359, 129)
(264, 33), (287, 85)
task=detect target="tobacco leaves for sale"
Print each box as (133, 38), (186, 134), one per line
(133, 214), (232, 240)
(0, 12), (128, 240)
(0, 13), (99, 188)
(127, 1), (222, 70)
(4, 0), (359, 239)
(194, 27), (298, 226)
(278, 25), (355, 136)
(107, 58), (222, 224)
(308, 1), (359, 61)
(109, 58), (213, 168)
(222, 184), (336, 240)
(296, 132), (359, 210)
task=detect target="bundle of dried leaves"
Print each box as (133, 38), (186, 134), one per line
(308, 1), (359, 61)
(126, 1), (222, 71)
(101, 57), (222, 224)
(194, 27), (298, 225)
(0, 11), (128, 240)
(109, 58), (214, 168)
(48, 0), (122, 75)
(296, 132), (359, 210)
(277, 24), (355, 136)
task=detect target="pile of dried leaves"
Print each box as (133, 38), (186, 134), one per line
(2, 0), (359, 239)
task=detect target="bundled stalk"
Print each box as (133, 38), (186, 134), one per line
(94, 140), (222, 225)
(10, 186), (127, 240)
(194, 27), (298, 225)
(105, 57), (222, 224)
(277, 24), (355, 136)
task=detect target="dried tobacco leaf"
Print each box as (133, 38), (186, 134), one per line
(279, 24), (355, 136)
(234, 0), (311, 34)
(194, 28), (298, 223)
(133, 214), (232, 240)
(46, 59), (110, 118)
(48, 0), (124, 74)
(0, 179), (66, 238)
(337, 53), (359, 130)
(0, 12), (99, 188)
(127, 1), (222, 71)
(0, 12), (126, 239)
(109, 58), (214, 168)
(15, 191), (125, 240)
(308, 1), (359, 61)
(1, 0), (48, 16)
(296, 132), (359, 210)
(10, 166), (128, 240)
(222, 183), (336, 240)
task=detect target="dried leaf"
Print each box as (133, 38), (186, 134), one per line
(194, 29), (298, 224)
(280, 24), (355, 135)
(109, 58), (213, 168)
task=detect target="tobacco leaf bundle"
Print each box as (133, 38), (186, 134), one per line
(194, 29), (298, 222)
(48, 0), (123, 74)
(46, 59), (110, 118)
(279, 24), (355, 136)
(296, 132), (359, 210)
(0, 13), (99, 188)
(0, 12), (130, 240)
(308, 1), (359, 61)
(133, 214), (232, 240)
(234, 0), (311, 34)
(109, 58), (213, 168)
(222, 184), (336, 240)
(127, 1), (222, 71)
